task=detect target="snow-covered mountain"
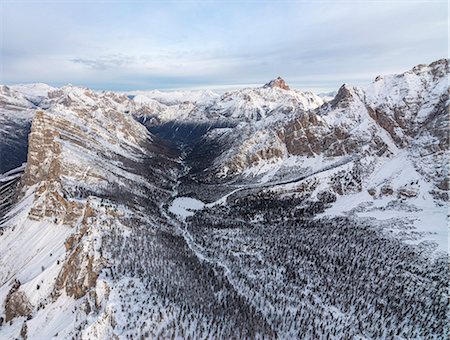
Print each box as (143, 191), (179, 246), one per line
(130, 77), (323, 123)
(204, 85), (323, 121)
(0, 60), (448, 339)
(206, 60), (448, 187)
(129, 89), (219, 106)
(9, 83), (57, 106)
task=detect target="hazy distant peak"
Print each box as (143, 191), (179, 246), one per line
(263, 77), (290, 90)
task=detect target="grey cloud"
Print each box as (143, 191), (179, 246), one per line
(71, 55), (137, 70)
(2, 1), (447, 92)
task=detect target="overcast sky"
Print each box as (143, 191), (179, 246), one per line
(1, 0), (447, 92)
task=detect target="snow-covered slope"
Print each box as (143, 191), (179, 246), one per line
(128, 89), (219, 106)
(0, 87), (182, 339)
(182, 59), (449, 255)
(130, 78), (323, 123)
(0, 60), (448, 339)
(9, 83), (57, 106)
(205, 86), (323, 121)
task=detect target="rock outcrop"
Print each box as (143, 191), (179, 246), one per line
(263, 77), (291, 90)
(4, 281), (32, 322)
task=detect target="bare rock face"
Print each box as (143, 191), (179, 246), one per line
(214, 129), (287, 176)
(21, 111), (86, 224)
(55, 243), (99, 299)
(328, 84), (350, 108)
(263, 77), (290, 90)
(279, 112), (330, 156)
(4, 281), (32, 322)
(53, 204), (101, 299)
(20, 322), (28, 339)
(226, 146), (285, 175)
(380, 184), (394, 196)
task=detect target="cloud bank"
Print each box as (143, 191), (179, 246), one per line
(1, 0), (447, 92)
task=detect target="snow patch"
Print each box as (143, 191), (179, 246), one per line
(169, 197), (205, 219)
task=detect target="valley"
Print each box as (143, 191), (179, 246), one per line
(0, 59), (448, 339)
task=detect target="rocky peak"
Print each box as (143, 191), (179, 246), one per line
(263, 77), (290, 90)
(328, 84), (356, 109)
(414, 58), (448, 79)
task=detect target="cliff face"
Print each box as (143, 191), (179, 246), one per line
(0, 86), (180, 338)
(21, 86), (167, 224)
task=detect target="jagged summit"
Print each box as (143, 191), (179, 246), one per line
(263, 76), (290, 90)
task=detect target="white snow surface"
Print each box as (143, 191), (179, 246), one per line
(10, 83), (57, 99)
(128, 89), (219, 106)
(169, 197), (205, 219)
(318, 151), (449, 253)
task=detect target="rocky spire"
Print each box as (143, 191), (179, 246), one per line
(263, 76), (290, 90)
